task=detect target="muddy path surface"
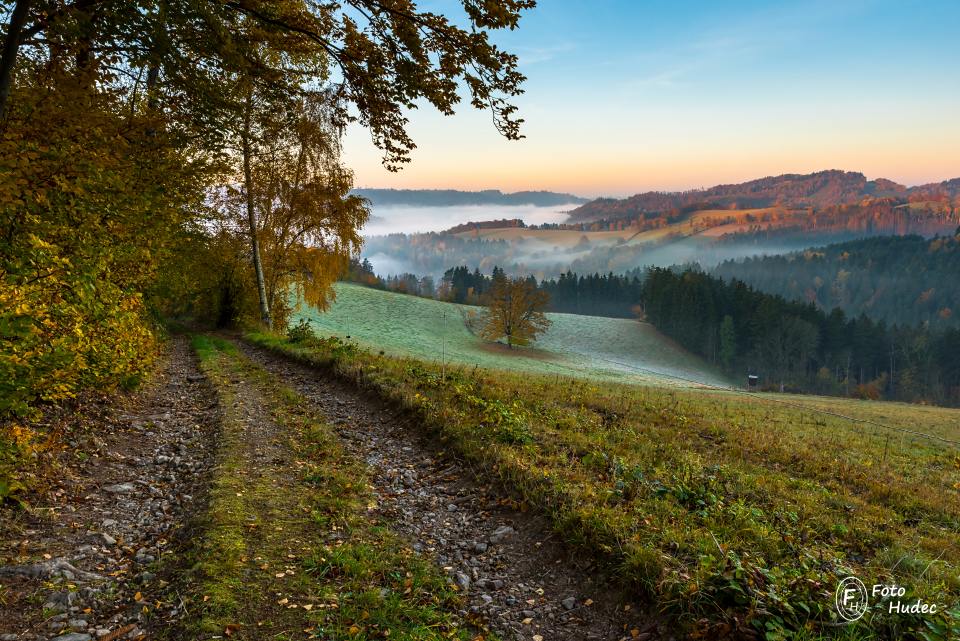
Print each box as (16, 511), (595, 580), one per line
(234, 337), (663, 641)
(0, 336), (219, 641)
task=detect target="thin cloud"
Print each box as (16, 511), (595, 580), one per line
(515, 41), (578, 66)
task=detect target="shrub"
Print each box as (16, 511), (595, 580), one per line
(287, 318), (317, 344)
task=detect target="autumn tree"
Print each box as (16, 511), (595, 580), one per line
(219, 86), (369, 328)
(480, 271), (551, 348)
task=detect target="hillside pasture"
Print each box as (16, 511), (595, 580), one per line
(292, 283), (731, 388)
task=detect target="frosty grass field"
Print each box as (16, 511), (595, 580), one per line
(292, 283), (732, 389)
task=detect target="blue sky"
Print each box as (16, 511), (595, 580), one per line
(342, 0), (960, 197)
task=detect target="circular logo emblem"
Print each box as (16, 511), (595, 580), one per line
(836, 576), (869, 622)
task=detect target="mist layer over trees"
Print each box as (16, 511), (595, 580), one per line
(713, 233), (960, 329)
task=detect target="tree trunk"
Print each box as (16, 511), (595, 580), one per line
(242, 88), (271, 328)
(0, 0), (31, 121)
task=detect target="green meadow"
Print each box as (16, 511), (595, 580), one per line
(292, 283), (732, 388)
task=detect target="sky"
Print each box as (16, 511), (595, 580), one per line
(342, 0), (960, 198)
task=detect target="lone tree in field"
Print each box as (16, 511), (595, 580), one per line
(480, 271), (551, 348)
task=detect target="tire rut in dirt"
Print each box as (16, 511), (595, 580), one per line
(234, 338), (659, 641)
(0, 335), (219, 641)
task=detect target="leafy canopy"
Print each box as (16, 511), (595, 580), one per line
(480, 270), (551, 347)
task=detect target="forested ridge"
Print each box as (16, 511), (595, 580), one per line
(713, 233), (960, 329)
(570, 169), (960, 224)
(641, 268), (960, 405)
(352, 188), (586, 207)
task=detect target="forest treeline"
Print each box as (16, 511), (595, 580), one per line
(713, 233), (960, 329)
(641, 268), (960, 405)
(345, 259), (644, 318)
(347, 256), (960, 405)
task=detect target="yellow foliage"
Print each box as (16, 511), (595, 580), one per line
(1, 65), (207, 420)
(479, 272), (552, 348)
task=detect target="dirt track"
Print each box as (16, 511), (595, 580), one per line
(234, 337), (658, 641)
(0, 336), (219, 640)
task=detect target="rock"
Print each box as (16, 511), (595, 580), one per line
(94, 630), (111, 639)
(561, 596), (576, 610)
(96, 532), (116, 546)
(0, 634), (19, 640)
(101, 519), (118, 529)
(50, 634), (92, 641)
(134, 553), (155, 564)
(67, 619), (88, 629)
(489, 525), (515, 544)
(454, 571), (471, 592)
(103, 483), (135, 494)
(480, 594), (493, 604)
(473, 541), (488, 553)
(43, 591), (75, 612)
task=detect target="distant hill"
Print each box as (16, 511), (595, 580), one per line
(356, 171), (960, 282)
(353, 188), (588, 208)
(570, 170), (960, 222)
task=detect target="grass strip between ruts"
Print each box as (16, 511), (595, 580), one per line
(173, 334), (481, 640)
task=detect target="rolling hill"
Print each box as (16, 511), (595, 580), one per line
(292, 283), (731, 388)
(568, 169), (960, 222)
